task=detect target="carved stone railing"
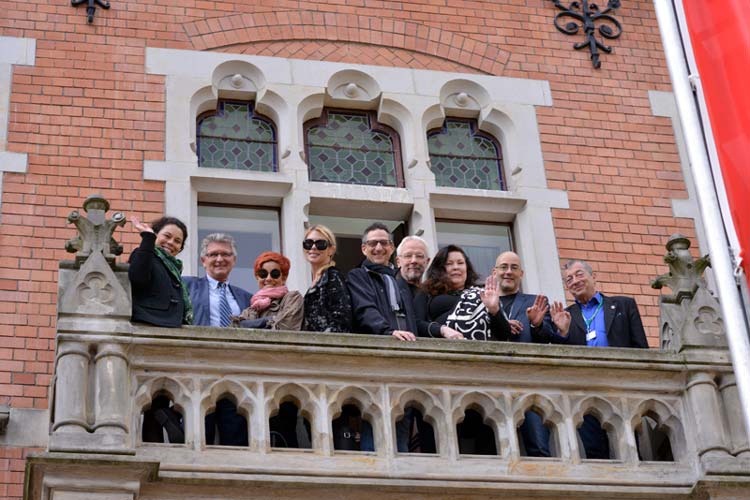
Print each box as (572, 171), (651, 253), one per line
(23, 198), (750, 500)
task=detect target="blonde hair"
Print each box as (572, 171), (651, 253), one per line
(304, 224), (337, 280)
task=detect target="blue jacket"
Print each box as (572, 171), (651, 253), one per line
(182, 276), (252, 327)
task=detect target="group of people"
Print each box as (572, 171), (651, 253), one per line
(128, 215), (648, 456)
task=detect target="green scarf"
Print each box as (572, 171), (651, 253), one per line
(154, 246), (194, 325)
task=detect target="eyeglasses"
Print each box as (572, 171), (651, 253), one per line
(302, 239), (330, 251)
(364, 239), (392, 249)
(400, 252), (426, 261)
(495, 264), (521, 272)
(257, 269), (282, 279)
(206, 252), (234, 259)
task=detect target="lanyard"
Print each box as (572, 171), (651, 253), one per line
(500, 295), (516, 321)
(582, 300), (604, 332)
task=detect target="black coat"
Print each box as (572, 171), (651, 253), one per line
(532, 294), (648, 348)
(348, 262), (417, 335)
(303, 267), (352, 333)
(128, 232), (185, 328)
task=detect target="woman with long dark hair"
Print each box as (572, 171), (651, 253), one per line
(414, 245), (510, 341)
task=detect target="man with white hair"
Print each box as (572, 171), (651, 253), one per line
(183, 233), (252, 327)
(395, 235), (430, 297)
(183, 233), (252, 447)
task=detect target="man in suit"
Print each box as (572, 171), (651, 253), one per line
(183, 233), (251, 327)
(183, 233), (252, 446)
(494, 251), (556, 457)
(548, 259), (649, 459)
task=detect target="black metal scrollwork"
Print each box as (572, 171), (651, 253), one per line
(71, 0), (111, 24)
(550, 0), (623, 69)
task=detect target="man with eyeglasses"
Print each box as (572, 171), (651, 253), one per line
(545, 259), (648, 459)
(348, 222), (418, 341)
(493, 251), (556, 457)
(183, 233), (252, 328)
(183, 233), (252, 447)
(395, 235), (430, 297)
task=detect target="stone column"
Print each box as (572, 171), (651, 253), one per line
(718, 374), (750, 458)
(52, 341), (90, 434)
(93, 342), (129, 436)
(687, 372), (732, 458)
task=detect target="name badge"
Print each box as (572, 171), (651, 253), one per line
(586, 330), (597, 341)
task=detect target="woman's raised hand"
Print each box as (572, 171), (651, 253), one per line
(480, 275), (501, 315)
(130, 216), (154, 234)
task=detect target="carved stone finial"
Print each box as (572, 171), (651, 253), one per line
(65, 194), (126, 269)
(653, 234), (724, 352)
(651, 234), (711, 304)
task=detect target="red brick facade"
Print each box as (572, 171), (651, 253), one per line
(0, 2), (688, 496)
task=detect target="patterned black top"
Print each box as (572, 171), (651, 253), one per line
(303, 266), (353, 333)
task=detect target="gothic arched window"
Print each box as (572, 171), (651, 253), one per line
(197, 101), (277, 171)
(427, 119), (504, 190)
(304, 109), (403, 187)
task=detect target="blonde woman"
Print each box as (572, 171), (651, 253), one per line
(302, 225), (352, 332)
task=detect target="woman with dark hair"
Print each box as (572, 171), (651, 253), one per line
(302, 224), (352, 333)
(129, 215), (193, 327)
(233, 251), (303, 331)
(414, 245), (510, 341)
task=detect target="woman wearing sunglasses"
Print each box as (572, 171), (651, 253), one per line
(233, 251), (303, 331)
(301, 225), (352, 333)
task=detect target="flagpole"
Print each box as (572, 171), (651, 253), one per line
(653, 0), (750, 438)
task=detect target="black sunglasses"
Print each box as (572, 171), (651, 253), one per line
(257, 269), (282, 279)
(302, 239), (330, 251)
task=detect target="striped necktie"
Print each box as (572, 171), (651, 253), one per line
(218, 282), (232, 327)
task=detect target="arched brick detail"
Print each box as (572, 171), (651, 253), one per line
(183, 11), (510, 75)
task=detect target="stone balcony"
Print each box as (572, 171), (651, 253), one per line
(22, 197), (750, 500)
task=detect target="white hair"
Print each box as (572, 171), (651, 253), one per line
(396, 235), (429, 257)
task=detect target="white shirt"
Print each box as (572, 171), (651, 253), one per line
(206, 275), (241, 327)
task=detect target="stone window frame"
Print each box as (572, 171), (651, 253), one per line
(327, 385), (383, 455)
(512, 393), (566, 459)
(390, 387), (445, 455)
(264, 382), (317, 451)
(630, 398), (686, 462)
(450, 391), (507, 458)
(571, 396), (626, 461)
(200, 378), (256, 449)
(196, 99), (279, 172)
(427, 117), (505, 191)
(134, 376), (191, 447)
(145, 49), (568, 299)
(0, 36), (35, 221)
(303, 108), (404, 188)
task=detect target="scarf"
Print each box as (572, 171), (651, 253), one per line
(362, 260), (402, 313)
(154, 246), (193, 325)
(250, 285), (289, 313)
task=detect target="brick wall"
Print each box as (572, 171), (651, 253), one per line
(0, 1), (687, 496)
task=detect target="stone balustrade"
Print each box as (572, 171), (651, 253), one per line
(23, 197), (750, 500)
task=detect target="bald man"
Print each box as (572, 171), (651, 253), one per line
(493, 251), (556, 457)
(493, 251), (555, 343)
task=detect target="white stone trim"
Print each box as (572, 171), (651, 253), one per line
(146, 48), (567, 299)
(0, 36), (35, 221)
(649, 90), (706, 253)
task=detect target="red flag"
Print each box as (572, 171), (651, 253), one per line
(681, 0), (750, 285)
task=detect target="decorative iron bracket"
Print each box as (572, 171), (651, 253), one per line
(71, 0), (111, 24)
(549, 0), (623, 69)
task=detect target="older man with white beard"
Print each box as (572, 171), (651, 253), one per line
(395, 235), (430, 298)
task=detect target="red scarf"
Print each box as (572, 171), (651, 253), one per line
(250, 286), (289, 313)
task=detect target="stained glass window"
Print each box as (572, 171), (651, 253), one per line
(427, 119), (504, 190)
(304, 110), (402, 187)
(197, 101), (277, 171)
